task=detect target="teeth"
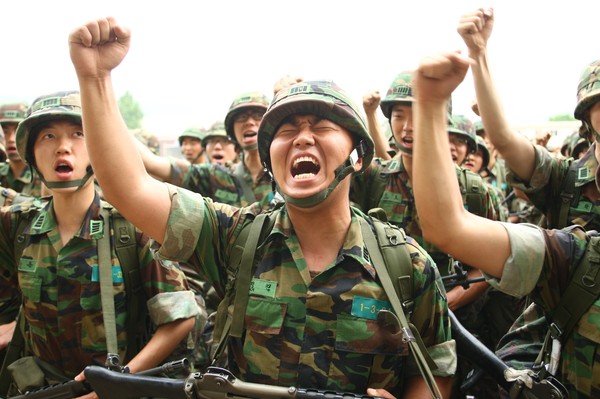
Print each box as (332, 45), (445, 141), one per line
(294, 173), (315, 180)
(293, 156), (318, 167)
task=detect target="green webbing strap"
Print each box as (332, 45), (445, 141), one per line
(359, 218), (441, 399)
(99, 208), (118, 356)
(557, 162), (578, 229)
(230, 213), (269, 338)
(0, 310), (25, 396)
(111, 211), (141, 363)
(233, 162), (257, 204)
(549, 236), (600, 341)
(460, 168), (484, 217)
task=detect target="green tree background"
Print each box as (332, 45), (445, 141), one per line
(118, 91), (144, 129)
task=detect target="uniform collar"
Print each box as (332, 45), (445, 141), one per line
(28, 190), (103, 239)
(576, 142), (598, 187)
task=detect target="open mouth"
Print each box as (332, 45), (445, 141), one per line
(402, 137), (413, 146)
(291, 156), (320, 180)
(211, 153), (224, 161)
(55, 162), (73, 178)
(243, 132), (257, 139)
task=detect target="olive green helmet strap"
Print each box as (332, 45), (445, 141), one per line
(241, 143), (258, 151)
(280, 149), (358, 208)
(42, 167), (94, 191)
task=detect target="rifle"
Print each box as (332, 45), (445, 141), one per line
(441, 261), (486, 290)
(85, 366), (385, 399)
(9, 358), (190, 399)
(449, 311), (568, 399)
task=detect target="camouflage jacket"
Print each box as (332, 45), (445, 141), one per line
(0, 162), (42, 197)
(488, 223), (600, 398)
(351, 155), (499, 271)
(484, 157), (510, 198)
(154, 185), (456, 396)
(507, 143), (600, 231)
(169, 158), (280, 211)
(0, 192), (198, 378)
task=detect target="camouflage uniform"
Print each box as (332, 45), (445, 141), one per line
(0, 163), (42, 198)
(168, 160), (278, 211)
(0, 192), (198, 378)
(489, 222), (600, 398)
(154, 184), (456, 395)
(507, 143), (600, 231)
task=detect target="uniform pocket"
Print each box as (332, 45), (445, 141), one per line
(244, 296), (287, 334)
(19, 273), (42, 303)
(335, 313), (409, 355)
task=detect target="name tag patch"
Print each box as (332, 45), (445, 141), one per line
(91, 265), (124, 283)
(249, 278), (277, 298)
(351, 296), (393, 320)
(18, 258), (37, 272)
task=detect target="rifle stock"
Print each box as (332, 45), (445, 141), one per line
(85, 366), (384, 399)
(9, 380), (91, 399)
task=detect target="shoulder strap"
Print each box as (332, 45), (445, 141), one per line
(359, 215), (441, 399)
(98, 207), (119, 357)
(458, 168), (485, 217)
(210, 210), (276, 363)
(556, 160), (579, 229)
(549, 234), (600, 342)
(109, 207), (144, 363)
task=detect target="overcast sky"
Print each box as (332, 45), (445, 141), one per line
(2, 1), (598, 140)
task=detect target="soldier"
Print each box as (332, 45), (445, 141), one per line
(458, 8), (598, 231)
(134, 93), (281, 210)
(448, 114), (477, 166)
(411, 48), (600, 399)
(69, 17), (456, 398)
(178, 126), (208, 164)
(0, 91), (199, 397)
(202, 121), (239, 165)
(0, 103), (42, 198)
(463, 135), (510, 223)
(354, 72), (520, 398)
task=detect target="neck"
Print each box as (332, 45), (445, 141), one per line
(402, 154), (413, 180)
(286, 183), (352, 274)
(243, 148), (263, 181)
(53, 183), (95, 230)
(9, 160), (27, 177)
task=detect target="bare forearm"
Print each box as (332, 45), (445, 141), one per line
(366, 112), (392, 160)
(470, 50), (536, 181)
(125, 317), (195, 373)
(403, 376), (453, 399)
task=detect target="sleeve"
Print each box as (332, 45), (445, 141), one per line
(405, 239), (457, 377)
(483, 223), (546, 297)
(168, 157), (192, 187)
(0, 208), (22, 323)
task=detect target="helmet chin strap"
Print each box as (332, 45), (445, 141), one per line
(279, 148), (360, 208)
(40, 165), (94, 191)
(242, 143), (258, 151)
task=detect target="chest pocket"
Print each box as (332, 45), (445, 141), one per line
(335, 313), (409, 356)
(17, 258), (42, 303)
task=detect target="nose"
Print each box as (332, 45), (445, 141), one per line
(55, 136), (72, 154)
(293, 127), (315, 147)
(403, 115), (413, 133)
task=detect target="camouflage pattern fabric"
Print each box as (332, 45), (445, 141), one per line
(484, 157), (511, 198)
(507, 143), (600, 231)
(486, 182), (509, 222)
(490, 223), (600, 398)
(0, 191), (198, 378)
(169, 159), (280, 211)
(154, 184), (456, 396)
(131, 128), (161, 155)
(0, 163), (42, 198)
(351, 154), (499, 263)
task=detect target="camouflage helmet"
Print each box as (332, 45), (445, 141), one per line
(258, 80), (374, 174)
(16, 91), (82, 165)
(474, 120), (485, 136)
(574, 59), (600, 121)
(132, 128), (161, 155)
(224, 92), (270, 142)
(0, 103), (28, 125)
(380, 71), (414, 119)
(178, 126), (207, 146)
(448, 114), (477, 153)
(202, 121), (232, 147)
(474, 135), (490, 169)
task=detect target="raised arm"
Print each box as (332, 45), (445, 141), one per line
(363, 90), (392, 159)
(69, 18), (170, 242)
(412, 52), (510, 278)
(458, 8), (536, 182)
